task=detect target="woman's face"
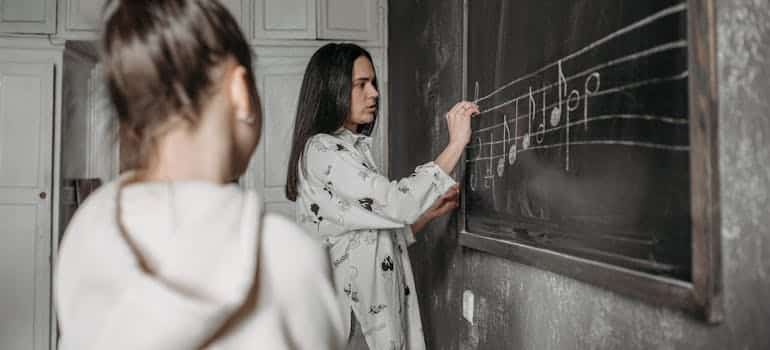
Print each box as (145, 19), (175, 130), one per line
(346, 56), (379, 130)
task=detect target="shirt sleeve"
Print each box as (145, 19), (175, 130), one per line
(302, 136), (456, 232)
(401, 225), (417, 247)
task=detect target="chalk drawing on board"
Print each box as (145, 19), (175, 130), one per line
(497, 114), (511, 177)
(484, 131), (495, 189)
(522, 87), (535, 150)
(509, 101), (519, 165)
(473, 40), (686, 118)
(584, 73), (601, 130)
(537, 87), (546, 144)
(472, 3), (686, 105)
(472, 70), (686, 134)
(550, 105), (562, 127)
(550, 60), (566, 127)
(468, 113), (689, 151)
(466, 69), (689, 171)
(466, 3), (690, 181)
(565, 88), (581, 170)
(469, 136), (482, 192)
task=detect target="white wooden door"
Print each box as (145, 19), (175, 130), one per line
(253, 0), (316, 40)
(318, 0), (381, 41)
(0, 0), (56, 34)
(241, 51), (311, 220)
(0, 61), (54, 350)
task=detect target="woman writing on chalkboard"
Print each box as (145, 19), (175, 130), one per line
(285, 43), (479, 350)
(54, 1), (344, 349)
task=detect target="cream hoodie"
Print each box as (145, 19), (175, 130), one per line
(55, 177), (344, 349)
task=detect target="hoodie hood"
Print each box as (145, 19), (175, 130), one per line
(118, 179), (263, 308)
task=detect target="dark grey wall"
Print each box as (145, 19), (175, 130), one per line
(388, 0), (770, 349)
(388, 0), (465, 348)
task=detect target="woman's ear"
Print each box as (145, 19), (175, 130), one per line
(229, 65), (256, 125)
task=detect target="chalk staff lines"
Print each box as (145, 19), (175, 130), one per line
(465, 3), (689, 191)
(472, 3), (687, 105)
(467, 113), (689, 154)
(472, 70), (689, 134)
(465, 68), (689, 172)
(473, 40), (687, 120)
(465, 110), (690, 191)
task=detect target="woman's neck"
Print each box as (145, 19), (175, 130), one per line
(342, 121), (359, 133)
(140, 122), (233, 184)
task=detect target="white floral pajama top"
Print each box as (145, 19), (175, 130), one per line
(296, 128), (456, 350)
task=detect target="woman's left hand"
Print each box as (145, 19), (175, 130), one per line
(411, 185), (460, 234)
(425, 184), (460, 219)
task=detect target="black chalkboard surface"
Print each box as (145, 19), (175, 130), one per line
(459, 0), (721, 320)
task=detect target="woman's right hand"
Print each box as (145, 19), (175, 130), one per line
(445, 101), (480, 147)
(433, 101), (480, 175)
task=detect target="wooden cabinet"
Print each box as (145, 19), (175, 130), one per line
(55, 0), (253, 41)
(252, 0), (383, 43)
(253, 0), (316, 40)
(0, 0), (56, 34)
(58, 0), (104, 39)
(0, 57), (54, 350)
(318, 0), (381, 41)
(0, 0), (384, 43)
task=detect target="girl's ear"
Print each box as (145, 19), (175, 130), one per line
(230, 65), (255, 124)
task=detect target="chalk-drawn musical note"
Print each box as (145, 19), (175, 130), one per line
(498, 114), (511, 176)
(584, 73), (601, 130)
(537, 88), (547, 144)
(565, 89), (581, 171)
(510, 102), (519, 165)
(523, 87), (535, 149)
(484, 132), (494, 188)
(550, 106), (562, 127)
(470, 136), (482, 191)
(473, 4), (686, 107)
(464, 4), (690, 176)
(551, 60), (567, 127)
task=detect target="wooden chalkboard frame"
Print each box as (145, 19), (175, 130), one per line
(458, 0), (722, 322)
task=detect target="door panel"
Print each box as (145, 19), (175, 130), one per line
(318, 0), (380, 41)
(253, 0), (316, 40)
(0, 0), (56, 34)
(0, 61), (54, 350)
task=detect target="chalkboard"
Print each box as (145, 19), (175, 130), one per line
(459, 0), (721, 321)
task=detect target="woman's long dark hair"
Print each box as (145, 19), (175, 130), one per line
(285, 43), (378, 201)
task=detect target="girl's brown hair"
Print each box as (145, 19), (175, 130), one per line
(102, 0), (258, 168)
